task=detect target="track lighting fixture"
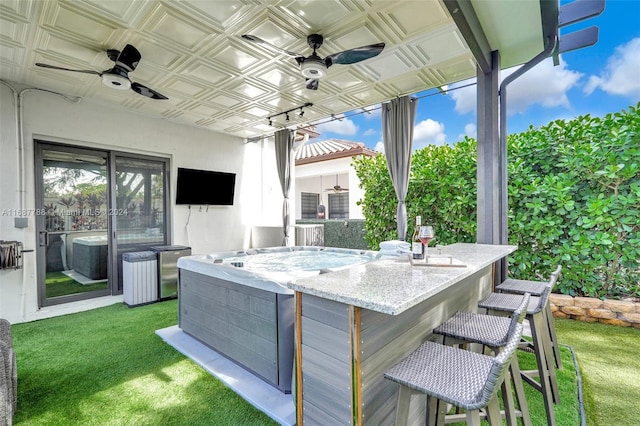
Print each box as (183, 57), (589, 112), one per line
(266, 102), (313, 127)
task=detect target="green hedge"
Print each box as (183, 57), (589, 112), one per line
(296, 219), (369, 250)
(354, 103), (639, 299)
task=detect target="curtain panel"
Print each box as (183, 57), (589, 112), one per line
(382, 96), (418, 240)
(275, 129), (294, 246)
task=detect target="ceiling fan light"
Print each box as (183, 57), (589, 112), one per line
(101, 73), (131, 90)
(300, 60), (327, 79)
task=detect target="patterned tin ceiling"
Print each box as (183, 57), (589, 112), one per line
(0, 0), (546, 140)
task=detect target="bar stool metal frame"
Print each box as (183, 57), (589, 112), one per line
(496, 265), (563, 370)
(384, 300), (528, 426)
(478, 273), (560, 426)
(432, 293), (532, 426)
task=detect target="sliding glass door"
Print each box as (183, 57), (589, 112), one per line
(35, 142), (169, 307)
(111, 155), (168, 293)
(35, 144), (110, 306)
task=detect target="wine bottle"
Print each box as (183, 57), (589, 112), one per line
(411, 216), (424, 259)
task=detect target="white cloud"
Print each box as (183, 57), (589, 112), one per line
(584, 37), (640, 100)
(316, 115), (358, 135)
(507, 59), (582, 113)
(448, 79), (476, 115)
(375, 119), (447, 152)
(362, 103), (382, 120)
(363, 128), (377, 137)
(448, 58), (583, 115)
(413, 119), (446, 149)
(458, 123), (477, 140)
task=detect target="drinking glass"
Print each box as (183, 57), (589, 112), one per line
(418, 226), (435, 258)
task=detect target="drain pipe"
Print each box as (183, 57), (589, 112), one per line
(497, 34), (557, 277)
(0, 81), (21, 207)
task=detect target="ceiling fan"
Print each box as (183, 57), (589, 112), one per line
(326, 175), (348, 192)
(241, 33), (385, 90)
(35, 44), (168, 100)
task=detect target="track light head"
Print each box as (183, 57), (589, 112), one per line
(268, 102), (313, 127)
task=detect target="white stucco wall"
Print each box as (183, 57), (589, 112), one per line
(295, 157), (365, 219)
(0, 83), (286, 323)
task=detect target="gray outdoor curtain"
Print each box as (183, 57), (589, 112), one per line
(275, 128), (294, 246)
(382, 96), (418, 240)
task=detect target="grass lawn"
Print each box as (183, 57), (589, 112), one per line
(9, 301), (639, 425)
(12, 300), (277, 425)
(517, 345), (580, 425)
(555, 318), (640, 426)
(45, 271), (108, 298)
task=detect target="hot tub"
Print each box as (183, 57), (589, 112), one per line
(72, 234), (108, 280)
(176, 246), (378, 393)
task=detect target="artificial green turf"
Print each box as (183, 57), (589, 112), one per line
(12, 301), (637, 425)
(517, 345), (580, 425)
(555, 318), (640, 426)
(45, 271), (108, 298)
(11, 300), (278, 425)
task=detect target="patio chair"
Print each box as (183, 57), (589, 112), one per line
(496, 265), (563, 370)
(1, 349), (9, 426)
(478, 274), (560, 426)
(433, 293), (532, 426)
(0, 318), (16, 425)
(1, 341), (14, 426)
(384, 320), (524, 425)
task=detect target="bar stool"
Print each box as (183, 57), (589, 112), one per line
(479, 275), (560, 426)
(384, 322), (524, 425)
(433, 293), (532, 426)
(496, 265), (563, 370)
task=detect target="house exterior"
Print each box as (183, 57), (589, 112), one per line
(0, 88), (285, 323)
(0, 0), (587, 324)
(294, 139), (377, 220)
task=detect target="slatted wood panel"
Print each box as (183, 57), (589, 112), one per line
(359, 267), (493, 425)
(300, 294), (353, 426)
(179, 269), (294, 392)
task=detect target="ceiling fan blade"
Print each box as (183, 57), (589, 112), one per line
(35, 63), (101, 76)
(306, 78), (319, 90)
(241, 34), (304, 58)
(131, 82), (168, 100)
(325, 43), (385, 66)
(116, 44), (141, 72)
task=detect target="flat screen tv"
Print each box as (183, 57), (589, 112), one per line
(176, 167), (236, 206)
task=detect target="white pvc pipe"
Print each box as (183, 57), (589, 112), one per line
(0, 81), (20, 208)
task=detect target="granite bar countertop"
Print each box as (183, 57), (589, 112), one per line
(287, 243), (517, 315)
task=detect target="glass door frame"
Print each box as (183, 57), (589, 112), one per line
(108, 151), (171, 294)
(35, 142), (111, 307)
(34, 141), (172, 307)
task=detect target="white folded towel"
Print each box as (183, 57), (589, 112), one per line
(377, 248), (412, 260)
(379, 240), (411, 251)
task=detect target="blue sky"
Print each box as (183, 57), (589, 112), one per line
(312, 0), (640, 152)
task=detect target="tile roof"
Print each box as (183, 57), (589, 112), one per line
(295, 139), (378, 165)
